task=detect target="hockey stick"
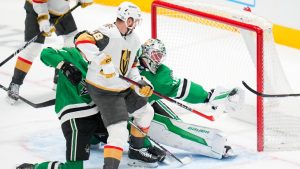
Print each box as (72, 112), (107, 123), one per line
(0, 3), (81, 67)
(242, 81), (300, 97)
(0, 83), (55, 108)
(128, 120), (192, 165)
(119, 75), (215, 121)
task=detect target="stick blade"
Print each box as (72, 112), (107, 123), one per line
(163, 155), (192, 167)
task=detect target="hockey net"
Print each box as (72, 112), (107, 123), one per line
(151, 0), (300, 151)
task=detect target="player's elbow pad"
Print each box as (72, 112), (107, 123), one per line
(74, 30), (110, 51)
(90, 30), (110, 51)
(74, 30), (109, 51)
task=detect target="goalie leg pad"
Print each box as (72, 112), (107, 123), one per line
(148, 114), (230, 159)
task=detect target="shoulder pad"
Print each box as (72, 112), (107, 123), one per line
(74, 30), (88, 44)
(74, 31), (95, 46)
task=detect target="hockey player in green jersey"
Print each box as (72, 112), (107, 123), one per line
(134, 38), (244, 159)
(16, 47), (109, 169)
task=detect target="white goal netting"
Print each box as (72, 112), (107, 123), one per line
(152, 0), (300, 151)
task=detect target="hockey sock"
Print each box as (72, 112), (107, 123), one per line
(103, 145), (123, 169)
(127, 118), (152, 148)
(129, 124), (149, 149)
(12, 57), (32, 85)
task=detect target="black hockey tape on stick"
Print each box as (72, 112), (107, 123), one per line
(119, 75), (215, 121)
(0, 83), (55, 108)
(0, 3), (81, 67)
(128, 120), (192, 165)
(242, 81), (300, 97)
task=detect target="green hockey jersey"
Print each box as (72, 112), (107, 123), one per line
(139, 64), (209, 104)
(40, 47), (97, 124)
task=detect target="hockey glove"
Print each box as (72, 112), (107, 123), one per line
(206, 87), (245, 113)
(226, 87), (245, 112)
(37, 14), (55, 37)
(79, 0), (93, 8)
(135, 79), (153, 97)
(57, 61), (82, 85)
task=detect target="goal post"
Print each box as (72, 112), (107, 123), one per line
(151, 0), (300, 152)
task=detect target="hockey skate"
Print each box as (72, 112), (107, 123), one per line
(148, 145), (167, 162)
(128, 146), (159, 168)
(148, 146), (167, 162)
(7, 82), (20, 105)
(16, 163), (34, 169)
(222, 145), (237, 158)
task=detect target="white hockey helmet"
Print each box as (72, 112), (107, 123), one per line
(117, 2), (142, 30)
(139, 38), (166, 74)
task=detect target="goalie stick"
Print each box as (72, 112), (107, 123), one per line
(119, 75), (215, 121)
(0, 83), (55, 108)
(242, 81), (300, 97)
(0, 3), (81, 67)
(128, 120), (192, 165)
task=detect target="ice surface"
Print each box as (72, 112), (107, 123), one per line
(1, 0), (300, 169)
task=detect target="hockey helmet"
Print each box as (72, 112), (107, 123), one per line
(139, 38), (166, 74)
(117, 2), (142, 30)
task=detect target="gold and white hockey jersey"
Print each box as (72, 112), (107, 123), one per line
(76, 23), (141, 92)
(27, 0), (70, 16)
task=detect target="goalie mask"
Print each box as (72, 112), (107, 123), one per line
(117, 2), (142, 34)
(139, 38), (166, 74)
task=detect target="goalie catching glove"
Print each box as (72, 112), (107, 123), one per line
(135, 78), (153, 97)
(57, 61), (82, 85)
(205, 86), (245, 115)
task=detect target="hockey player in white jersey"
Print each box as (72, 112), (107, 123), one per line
(7, 0), (93, 104)
(75, 2), (160, 169)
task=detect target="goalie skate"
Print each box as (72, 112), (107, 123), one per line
(222, 146), (237, 158)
